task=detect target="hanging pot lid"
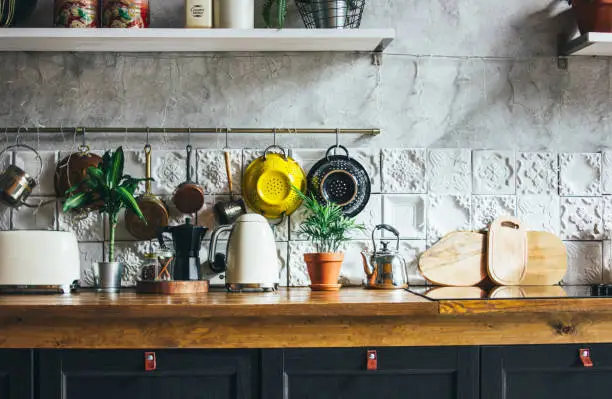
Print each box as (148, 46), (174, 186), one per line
(307, 145), (371, 217)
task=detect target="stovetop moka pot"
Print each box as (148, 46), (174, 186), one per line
(157, 218), (207, 281)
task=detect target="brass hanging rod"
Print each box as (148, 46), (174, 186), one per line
(0, 127), (381, 136)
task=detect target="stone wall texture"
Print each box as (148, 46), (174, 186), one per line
(1, 0), (610, 287)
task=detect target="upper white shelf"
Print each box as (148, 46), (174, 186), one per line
(562, 32), (612, 56)
(0, 28), (395, 53)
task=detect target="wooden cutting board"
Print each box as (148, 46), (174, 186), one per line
(418, 231), (487, 287)
(487, 217), (528, 285)
(521, 231), (567, 285)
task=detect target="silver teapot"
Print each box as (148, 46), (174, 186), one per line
(361, 224), (408, 290)
(0, 144), (42, 208)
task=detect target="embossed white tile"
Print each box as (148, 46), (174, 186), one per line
(12, 197), (57, 230)
(122, 149), (147, 195)
(0, 204), (10, 230)
(559, 153), (601, 196)
(106, 241), (158, 286)
(427, 148), (471, 194)
(292, 148), (325, 176)
(516, 152), (558, 195)
(197, 149), (242, 194)
(78, 242), (104, 287)
(472, 150), (515, 195)
(383, 195), (426, 239)
(471, 195), (516, 230)
(242, 149), (264, 173)
(560, 197), (603, 240)
(271, 216), (289, 242)
(289, 205), (309, 241)
(427, 194), (471, 244)
(338, 240), (369, 286)
(602, 151), (612, 194)
(58, 211), (104, 242)
(381, 148), (426, 194)
(151, 150), (194, 195)
(563, 241), (603, 284)
(288, 241), (315, 287)
(517, 195), (560, 234)
(351, 148), (381, 193)
(401, 240), (428, 286)
(14, 150), (58, 196)
(603, 196), (612, 239)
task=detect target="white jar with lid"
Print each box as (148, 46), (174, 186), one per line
(213, 0), (254, 28)
(186, 0), (213, 28)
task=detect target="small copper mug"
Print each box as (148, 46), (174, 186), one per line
(0, 144), (43, 208)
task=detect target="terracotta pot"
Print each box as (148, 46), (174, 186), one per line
(571, 0), (612, 33)
(304, 252), (344, 291)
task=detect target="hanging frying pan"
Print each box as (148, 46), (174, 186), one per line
(172, 144), (205, 214)
(125, 144), (169, 241)
(55, 146), (103, 199)
(307, 145), (371, 217)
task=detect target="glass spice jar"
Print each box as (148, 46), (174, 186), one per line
(54, 0), (99, 28)
(140, 249), (174, 281)
(102, 0), (150, 28)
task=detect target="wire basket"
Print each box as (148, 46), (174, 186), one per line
(295, 0), (365, 29)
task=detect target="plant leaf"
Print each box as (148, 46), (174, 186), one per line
(263, 0), (274, 28)
(108, 147), (125, 189)
(115, 186), (146, 222)
(62, 192), (94, 213)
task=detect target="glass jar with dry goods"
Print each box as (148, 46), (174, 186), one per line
(54, 0), (99, 28)
(102, 0), (150, 28)
(140, 249), (174, 281)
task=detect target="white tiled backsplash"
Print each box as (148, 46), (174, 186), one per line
(4, 147), (612, 287)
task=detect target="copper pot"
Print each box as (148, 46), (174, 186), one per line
(54, 147), (102, 198)
(0, 144), (42, 208)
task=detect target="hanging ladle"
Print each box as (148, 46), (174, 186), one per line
(214, 129), (246, 225)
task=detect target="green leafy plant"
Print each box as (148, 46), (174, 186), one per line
(263, 0), (288, 28)
(62, 147), (149, 262)
(292, 186), (365, 253)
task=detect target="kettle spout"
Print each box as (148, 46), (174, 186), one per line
(361, 250), (374, 278)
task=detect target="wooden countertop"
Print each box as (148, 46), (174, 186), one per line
(1, 288), (612, 349)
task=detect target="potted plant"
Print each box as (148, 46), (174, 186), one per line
(292, 187), (364, 291)
(63, 147), (149, 292)
(567, 0), (612, 34)
(263, 0), (288, 28)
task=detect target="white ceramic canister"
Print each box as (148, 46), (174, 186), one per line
(213, 0), (254, 28)
(186, 0), (213, 28)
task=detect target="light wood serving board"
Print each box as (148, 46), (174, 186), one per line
(521, 231), (567, 285)
(487, 217), (528, 286)
(418, 231), (488, 287)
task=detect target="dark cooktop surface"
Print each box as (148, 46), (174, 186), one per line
(407, 285), (612, 300)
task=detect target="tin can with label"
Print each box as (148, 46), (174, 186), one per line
(54, 0), (99, 28)
(102, 0), (150, 28)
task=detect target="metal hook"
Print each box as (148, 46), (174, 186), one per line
(335, 128), (340, 148)
(146, 127), (150, 146)
(188, 128), (192, 146)
(273, 128), (277, 147)
(225, 127), (229, 149)
(82, 127), (86, 147)
(15, 127), (22, 145)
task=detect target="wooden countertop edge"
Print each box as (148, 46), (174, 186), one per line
(438, 298), (612, 315)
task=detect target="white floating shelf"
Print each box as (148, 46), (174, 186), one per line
(0, 28), (395, 53)
(562, 32), (612, 56)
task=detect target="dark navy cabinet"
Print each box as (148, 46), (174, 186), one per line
(38, 350), (259, 399)
(482, 344), (612, 399)
(0, 350), (32, 399)
(262, 347), (479, 399)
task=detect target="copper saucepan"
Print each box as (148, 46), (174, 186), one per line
(125, 144), (169, 241)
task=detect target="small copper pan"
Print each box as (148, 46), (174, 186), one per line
(126, 144), (169, 241)
(172, 144), (205, 215)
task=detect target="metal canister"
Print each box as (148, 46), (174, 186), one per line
(102, 0), (150, 28)
(54, 0), (99, 28)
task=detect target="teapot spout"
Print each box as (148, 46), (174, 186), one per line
(361, 250), (373, 278)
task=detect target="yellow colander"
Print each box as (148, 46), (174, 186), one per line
(242, 145), (306, 219)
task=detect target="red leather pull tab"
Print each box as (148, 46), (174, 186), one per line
(145, 352), (157, 371)
(367, 350), (377, 371)
(579, 348), (593, 368)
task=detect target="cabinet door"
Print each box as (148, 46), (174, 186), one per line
(262, 347), (478, 399)
(38, 350), (259, 399)
(0, 350), (32, 399)
(482, 344), (612, 399)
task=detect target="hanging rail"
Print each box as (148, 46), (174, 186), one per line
(0, 127), (381, 136)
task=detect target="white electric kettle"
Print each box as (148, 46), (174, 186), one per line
(205, 213), (279, 292)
